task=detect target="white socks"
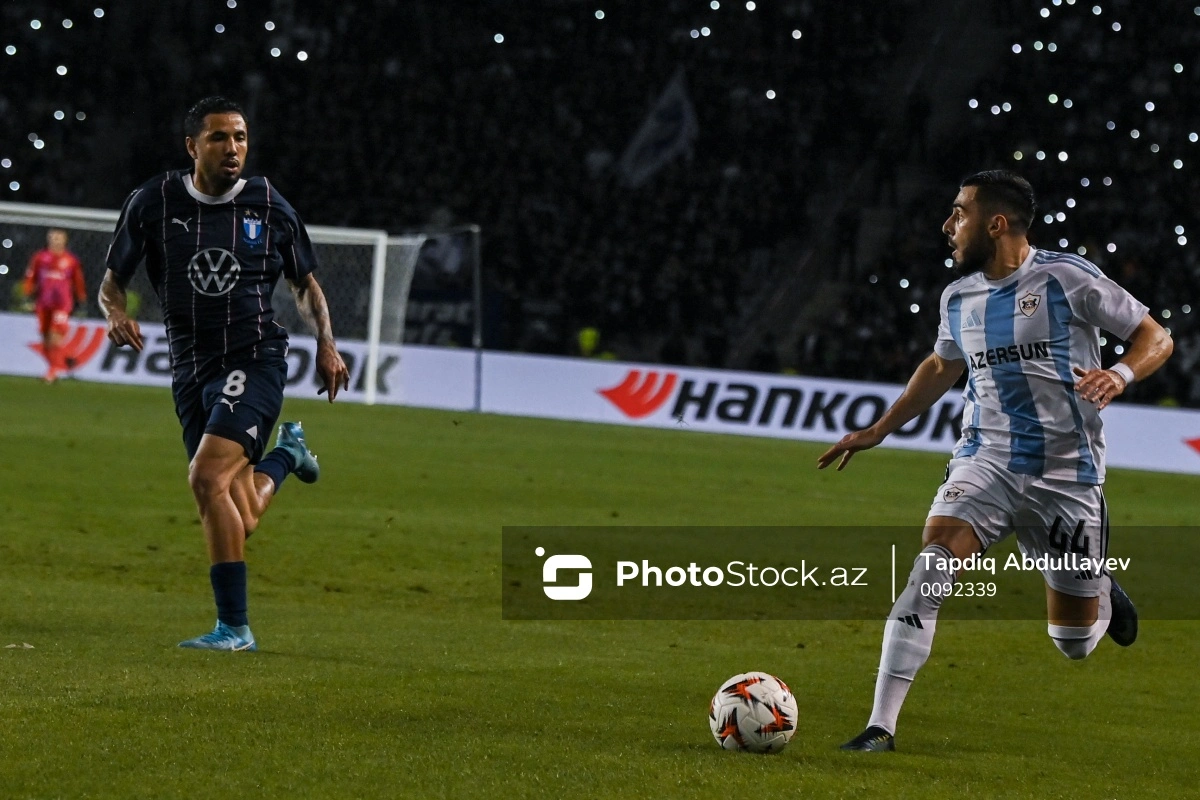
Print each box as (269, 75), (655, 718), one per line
(867, 545), (955, 735)
(1048, 573), (1112, 660)
(866, 553), (1115, 735)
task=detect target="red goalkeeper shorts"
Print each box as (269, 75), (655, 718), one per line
(36, 306), (71, 337)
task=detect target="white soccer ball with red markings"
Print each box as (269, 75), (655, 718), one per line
(708, 671), (798, 753)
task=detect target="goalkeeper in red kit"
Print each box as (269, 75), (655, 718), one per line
(22, 228), (87, 382)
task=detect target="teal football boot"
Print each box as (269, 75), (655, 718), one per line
(273, 421), (320, 483)
(178, 621), (257, 651)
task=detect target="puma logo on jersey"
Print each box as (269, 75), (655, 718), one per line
(219, 398), (240, 411)
(171, 217), (192, 231)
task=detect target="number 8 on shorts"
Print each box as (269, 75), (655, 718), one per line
(223, 370), (247, 397)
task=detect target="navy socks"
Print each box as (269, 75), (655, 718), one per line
(216, 448), (295, 627)
(210, 561), (248, 628)
(254, 448), (297, 492)
(221, 448), (293, 628)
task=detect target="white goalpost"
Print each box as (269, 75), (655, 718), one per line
(0, 200), (473, 407)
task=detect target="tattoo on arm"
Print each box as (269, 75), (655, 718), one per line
(291, 274), (335, 343)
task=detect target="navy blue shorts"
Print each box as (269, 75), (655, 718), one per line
(174, 359), (288, 464)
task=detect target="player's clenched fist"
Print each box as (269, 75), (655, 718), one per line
(106, 314), (144, 352)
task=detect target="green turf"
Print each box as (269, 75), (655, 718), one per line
(1, 375), (1197, 799)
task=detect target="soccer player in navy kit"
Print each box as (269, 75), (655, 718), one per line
(99, 96), (350, 651)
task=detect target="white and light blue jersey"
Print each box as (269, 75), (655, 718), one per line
(934, 248), (1148, 485)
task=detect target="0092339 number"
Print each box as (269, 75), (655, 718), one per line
(920, 581), (998, 598)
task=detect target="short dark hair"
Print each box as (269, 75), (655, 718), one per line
(184, 96), (246, 139)
(960, 169), (1036, 233)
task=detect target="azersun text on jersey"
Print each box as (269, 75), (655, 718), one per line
(934, 247), (1148, 485)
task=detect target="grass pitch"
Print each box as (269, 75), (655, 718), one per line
(1, 375), (1197, 799)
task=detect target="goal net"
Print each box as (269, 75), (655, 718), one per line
(0, 200), (475, 406)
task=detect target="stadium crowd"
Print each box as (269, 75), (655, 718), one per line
(820, 0), (1200, 407)
(2, 0), (911, 357)
(2, 0), (1197, 406)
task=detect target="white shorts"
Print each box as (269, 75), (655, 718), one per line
(927, 456), (1109, 598)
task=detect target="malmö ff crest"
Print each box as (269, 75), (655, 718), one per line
(242, 212), (264, 245)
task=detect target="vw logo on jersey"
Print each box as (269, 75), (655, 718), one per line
(187, 248), (242, 296)
(242, 213), (264, 244)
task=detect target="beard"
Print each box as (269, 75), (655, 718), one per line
(951, 232), (996, 277)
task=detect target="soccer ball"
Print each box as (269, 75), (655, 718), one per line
(708, 671), (797, 753)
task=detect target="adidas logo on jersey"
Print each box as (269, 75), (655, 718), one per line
(962, 309), (983, 329)
(897, 614), (924, 629)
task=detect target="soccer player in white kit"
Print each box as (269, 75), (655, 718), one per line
(818, 170), (1174, 751)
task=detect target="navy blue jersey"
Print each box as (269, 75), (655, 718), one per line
(106, 170), (317, 386)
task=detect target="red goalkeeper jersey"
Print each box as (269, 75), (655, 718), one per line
(23, 249), (86, 311)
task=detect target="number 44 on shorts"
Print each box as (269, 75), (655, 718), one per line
(1048, 517), (1090, 556)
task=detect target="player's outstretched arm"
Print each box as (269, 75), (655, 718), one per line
(1072, 314), (1173, 410)
(21, 254), (38, 298)
(98, 269), (143, 351)
(289, 273), (350, 402)
(817, 352), (965, 471)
